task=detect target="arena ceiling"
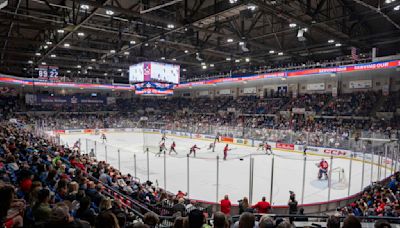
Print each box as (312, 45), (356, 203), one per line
(0, 0), (399, 83)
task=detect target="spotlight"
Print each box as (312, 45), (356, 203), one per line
(77, 32), (85, 37)
(50, 54), (56, 58)
(35, 52), (41, 56)
(106, 10), (114, 15)
(63, 43), (70, 47)
(57, 29), (64, 33)
(227, 38), (234, 43)
(335, 43), (342, 47)
(167, 24), (175, 29)
(289, 23), (297, 28)
(80, 4), (89, 10)
(328, 39), (335, 43)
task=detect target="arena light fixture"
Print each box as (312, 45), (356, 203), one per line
(77, 65), (81, 68)
(50, 54), (56, 58)
(289, 23), (297, 28)
(226, 57), (231, 61)
(77, 32), (85, 37)
(130, 40), (136, 45)
(91, 59), (96, 62)
(201, 62), (206, 66)
(43, 45), (48, 49)
(118, 69), (122, 72)
(87, 66), (93, 70)
(184, 50), (189, 53)
(46, 41), (52, 45)
(28, 60), (33, 64)
(385, 0), (396, 3)
(104, 73), (108, 76)
(395, 5), (400, 10)
(110, 50), (116, 54)
(278, 52), (284, 56)
(202, 65), (207, 69)
(35, 52), (41, 56)
(80, 4), (89, 10)
(245, 58), (250, 62)
(123, 51), (130, 55)
(235, 59), (241, 63)
(269, 50), (275, 54)
(167, 24), (175, 29)
(247, 4), (257, 11)
(41, 62), (46, 65)
(229, 0), (238, 3)
(106, 10), (114, 15)
(57, 29), (64, 34)
(182, 68), (187, 72)
(144, 43), (149, 47)
(161, 56), (166, 60)
(227, 38), (234, 43)
(328, 39), (335, 43)
(172, 58), (176, 61)
(210, 63), (215, 67)
(66, 70), (71, 73)
(239, 41), (245, 46)
(335, 43), (342, 47)
(63, 43), (70, 47)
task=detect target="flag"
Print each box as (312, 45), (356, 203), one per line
(351, 47), (359, 61)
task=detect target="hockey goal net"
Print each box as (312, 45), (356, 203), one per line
(329, 167), (348, 190)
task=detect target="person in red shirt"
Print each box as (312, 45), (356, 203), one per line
(169, 141), (177, 155)
(223, 144), (230, 160)
(176, 190), (186, 199)
(252, 197), (271, 214)
(220, 195), (231, 215)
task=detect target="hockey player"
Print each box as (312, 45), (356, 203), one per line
(188, 144), (200, 157)
(303, 145), (308, 156)
(318, 158), (329, 180)
(100, 133), (107, 143)
(73, 140), (80, 151)
(265, 143), (273, 155)
(257, 140), (265, 151)
(161, 133), (167, 143)
(169, 141), (177, 155)
(207, 142), (215, 151)
(223, 144), (231, 160)
(215, 133), (220, 143)
(156, 142), (167, 157)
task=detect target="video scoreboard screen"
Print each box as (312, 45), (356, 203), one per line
(38, 65), (59, 81)
(129, 62), (180, 84)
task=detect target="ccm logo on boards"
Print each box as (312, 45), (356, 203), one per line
(323, 149), (347, 156)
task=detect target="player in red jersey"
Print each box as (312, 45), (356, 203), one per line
(264, 143), (273, 155)
(223, 144), (231, 160)
(156, 142), (167, 157)
(169, 141), (177, 155)
(188, 144), (200, 157)
(318, 158), (329, 180)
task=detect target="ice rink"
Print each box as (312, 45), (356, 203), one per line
(60, 132), (392, 206)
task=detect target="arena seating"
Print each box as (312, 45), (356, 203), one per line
(1, 92), (400, 227)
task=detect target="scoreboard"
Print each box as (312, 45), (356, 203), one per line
(38, 65), (59, 81)
(129, 61), (180, 84)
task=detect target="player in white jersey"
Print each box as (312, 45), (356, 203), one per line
(101, 133), (107, 143)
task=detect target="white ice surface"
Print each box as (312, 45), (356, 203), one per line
(60, 132), (391, 206)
